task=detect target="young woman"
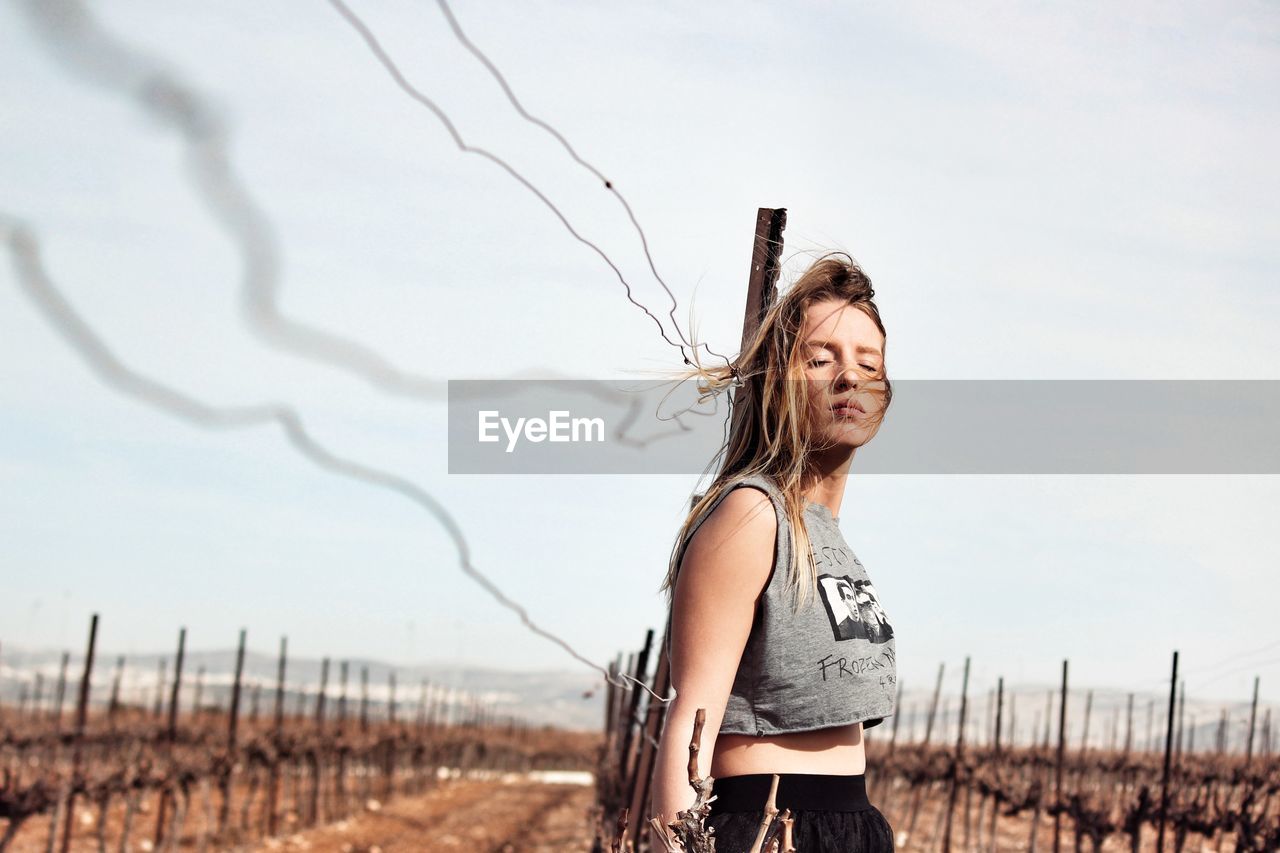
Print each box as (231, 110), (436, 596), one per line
(649, 253), (898, 852)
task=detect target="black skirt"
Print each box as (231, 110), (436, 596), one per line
(705, 772), (895, 853)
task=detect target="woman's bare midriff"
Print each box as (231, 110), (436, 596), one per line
(710, 721), (866, 778)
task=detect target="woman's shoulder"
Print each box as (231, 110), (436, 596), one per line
(680, 475), (784, 556)
(722, 471), (786, 502)
(698, 477), (779, 536)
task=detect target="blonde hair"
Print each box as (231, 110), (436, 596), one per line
(660, 251), (892, 614)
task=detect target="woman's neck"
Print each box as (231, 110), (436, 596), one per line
(802, 456), (853, 519)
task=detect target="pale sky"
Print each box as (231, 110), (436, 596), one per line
(2, 0), (1278, 714)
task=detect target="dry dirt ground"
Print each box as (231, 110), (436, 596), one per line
(6, 774), (1246, 852)
(249, 777), (596, 853)
(3, 774), (596, 853)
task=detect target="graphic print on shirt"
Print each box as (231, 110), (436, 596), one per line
(817, 573), (894, 643)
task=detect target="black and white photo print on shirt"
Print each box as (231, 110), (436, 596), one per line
(817, 574), (894, 644)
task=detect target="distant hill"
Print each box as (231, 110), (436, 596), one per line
(0, 645), (607, 732)
(4, 646), (1270, 753)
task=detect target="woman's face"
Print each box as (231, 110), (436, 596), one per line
(799, 297), (886, 455)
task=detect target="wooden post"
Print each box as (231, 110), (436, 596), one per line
(1124, 692), (1134, 758)
(52, 651), (69, 730)
(315, 657), (330, 725)
(906, 662), (945, 844)
(624, 628), (672, 849)
(740, 207), (788, 353)
(152, 658), (166, 719)
(108, 655), (124, 726)
(416, 679), (427, 735)
(1080, 689), (1093, 754)
(266, 636), (287, 836)
(1174, 679), (1185, 763)
(219, 628), (247, 834)
(1156, 651), (1178, 853)
(155, 627), (187, 847)
(337, 660), (349, 731)
(360, 665), (369, 733)
(32, 672), (44, 718)
(1053, 660), (1067, 853)
(388, 669), (397, 726)
(619, 629), (654, 784)
(889, 678), (903, 755)
(987, 676), (1005, 853)
(1246, 675), (1260, 763)
(194, 665), (206, 716)
(942, 656), (969, 853)
(57, 613), (98, 853)
(309, 657), (329, 826)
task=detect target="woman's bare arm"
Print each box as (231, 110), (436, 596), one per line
(647, 486), (778, 845)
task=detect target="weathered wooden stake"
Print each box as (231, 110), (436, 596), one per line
(1053, 660), (1067, 853)
(154, 627), (187, 846)
(1156, 650), (1178, 853)
(57, 613), (97, 853)
(218, 628), (247, 835)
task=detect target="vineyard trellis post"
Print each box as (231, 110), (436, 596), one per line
(336, 660), (350, 817)
(1009, 690), (1016, 747)
(338, 660), (349, 728)
(619, 629), (654, 788)
(1156, 650), (1178, 853)
(309, 656), (330, 826)
(266, 635), (287, 836)
(51, 651), (68, 732)
(941, 655), (970, 853)
(1124, 692), (1134, 758)
(154, 626), (187, 847)
(1246, 674), (1260, 764)
(625, 627), (672, 849)
(388, 669), (397, 725)
(1081, 688), (1092, 756)
(987, 674), (1004, 853)
(1052, 659), (1068, 853)
(904, 662), (944, 845)
(152, 657), (165, 719)
(889, 679), (903, 758)
(1175, 679), (1185, 763)
(108, 654), (124, 727)
(55, 612), (97, 853)
(360, 665), (369, 732)
(618, 639), (653, 840)
(219, 627), (247, 836)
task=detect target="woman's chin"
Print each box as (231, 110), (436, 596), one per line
(826, 426), (876, 451)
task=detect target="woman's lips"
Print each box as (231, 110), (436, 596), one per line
(832, 402), (864, 418)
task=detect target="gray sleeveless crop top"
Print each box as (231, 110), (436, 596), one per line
(667, 473), (897, 737)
